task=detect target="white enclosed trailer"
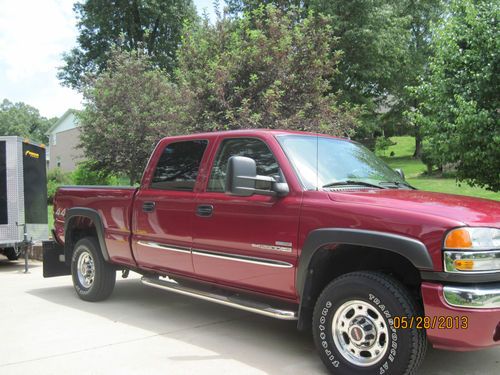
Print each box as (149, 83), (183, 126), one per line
(0, 136), (48, 260)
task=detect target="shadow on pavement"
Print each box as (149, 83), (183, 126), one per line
(0, 259), (41, 273)
(28, 277), (325, 374)
(27, 277), (499, 375)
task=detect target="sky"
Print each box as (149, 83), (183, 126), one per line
(0, 0), (217, 119)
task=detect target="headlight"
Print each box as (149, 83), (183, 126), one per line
(444, 227), (500, 273)
(444, 227), (500, 250)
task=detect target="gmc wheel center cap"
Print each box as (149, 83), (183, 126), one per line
(349, 325), (365, 342)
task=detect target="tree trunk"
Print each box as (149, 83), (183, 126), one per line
(413, 125), (422, 159)
(129, 169), (137, 186)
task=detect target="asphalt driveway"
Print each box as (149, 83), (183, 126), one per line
(0, 259), (498, 374)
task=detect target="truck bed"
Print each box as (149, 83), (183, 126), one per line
(53, 186), (138, 266)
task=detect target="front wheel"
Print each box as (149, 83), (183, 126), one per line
(71, 237), (116, 301)
(312, 271), (426, 375)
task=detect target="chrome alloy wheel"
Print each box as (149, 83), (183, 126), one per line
(332, 300), (389, 367)
(77, 249), (95, 288)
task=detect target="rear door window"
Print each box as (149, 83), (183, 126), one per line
(151, 140), (208, 191)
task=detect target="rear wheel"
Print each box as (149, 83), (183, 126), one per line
(312, 271), (426, 375)
(71, 237), (116, 301)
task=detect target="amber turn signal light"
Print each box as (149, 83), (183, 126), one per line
(445, 228), (472, 249)
(453, 259), (474, 271)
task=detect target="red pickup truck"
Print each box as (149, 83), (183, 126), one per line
(43, 129), (499, 375)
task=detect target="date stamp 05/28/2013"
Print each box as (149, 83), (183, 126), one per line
(392, 315), (469, 330)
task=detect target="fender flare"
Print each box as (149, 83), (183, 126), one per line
(64, 207), (110, 262)
(297, 228), (434, 297)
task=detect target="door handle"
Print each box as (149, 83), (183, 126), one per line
(142, 201), (156, 213)
(196, 204), (213, 217)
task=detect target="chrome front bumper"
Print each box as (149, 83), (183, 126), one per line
(443, 283), (500, 309)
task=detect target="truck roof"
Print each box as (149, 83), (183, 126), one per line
(159, 128), (349, 143)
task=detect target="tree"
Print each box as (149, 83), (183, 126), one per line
(396, 0), (445, 158)
(226, 1), (411, 132)
(79, 48), (190, 184)
(175, 5), (358, 135)
(410, 0), (499, 191)
(58, 0), (197, 89)
(0, 99), (57, 143)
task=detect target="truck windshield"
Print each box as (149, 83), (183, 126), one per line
(277, 134), (406, 190)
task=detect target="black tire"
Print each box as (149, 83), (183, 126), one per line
(71, 237), (116, 301)
(312, 271), (426, 375)
(4, 247), (21, 261)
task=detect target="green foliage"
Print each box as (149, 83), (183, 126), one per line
(309, 0), (411, 105)
(48, 205), (54, 230)
(420, 143), (438, 175)
(375, 137), (395, 156)
(0, 99), (57, 143)
(176, 4), (359, 135)
(58, 0), (197, 89)
(225, 0), (445, 139)
(227, 0), (409, 105)
(410, 0), (499, 191)
(379, 136), (500, 200)
(72, 160), (119, 186)
(47, 168), (72, 204)
(80, 48), (188, 184)
(392, 0), (445, 156)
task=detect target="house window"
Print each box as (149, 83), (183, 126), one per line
(52, 134), (57, 146)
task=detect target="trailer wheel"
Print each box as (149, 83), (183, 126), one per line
(71, 237), (116, 301)
(4, 247), (21, 260)
(312, 271), (426, 375)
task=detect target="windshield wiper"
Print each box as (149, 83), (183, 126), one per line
(322, 180), (385, 189)
(378, 181), (416, 189)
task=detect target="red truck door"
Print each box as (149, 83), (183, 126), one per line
(132, 139), (209, 275)
(192, 137), (301, 299)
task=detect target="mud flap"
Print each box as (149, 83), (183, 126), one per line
(43, 240), (70, 277)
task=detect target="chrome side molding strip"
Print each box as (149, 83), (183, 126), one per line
(137, 241), (191, 254)
(192, 248), (293, 268)
(137, 241), (293, 268)
(141, 277), (298, 320)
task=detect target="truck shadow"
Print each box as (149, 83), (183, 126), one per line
(27, 276), (499, 375)
(28, 276), (324, 374)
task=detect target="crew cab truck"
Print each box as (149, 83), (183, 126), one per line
(43, 130), (500, 375)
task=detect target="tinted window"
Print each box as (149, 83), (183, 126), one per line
(151, 140), (208, 191)
(208, 138), (280, 192)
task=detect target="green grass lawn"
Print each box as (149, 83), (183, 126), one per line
(48, 205), (53, 230)
(378, 136), (500, 201)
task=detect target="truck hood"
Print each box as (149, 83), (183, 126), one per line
(328, 189), (500, 227)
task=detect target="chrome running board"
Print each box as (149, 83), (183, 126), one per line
(141, 277), (298, 321)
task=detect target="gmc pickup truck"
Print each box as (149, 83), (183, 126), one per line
(43, 130), (500, 375)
